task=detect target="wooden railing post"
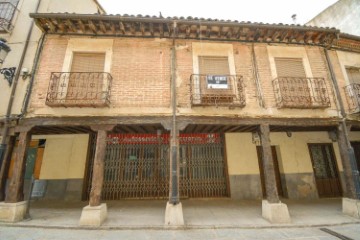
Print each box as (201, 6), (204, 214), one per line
(89, 125), (114, 207)
(259, 124), (280, 203)
(5, 127), (32, 203)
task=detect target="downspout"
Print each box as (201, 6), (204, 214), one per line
(251, 43), (265, 108)
(0, 0), (42, 187)
(19, 32), (45, 117)
(169, 20), (179, 204)
(324, 48), (360, 199)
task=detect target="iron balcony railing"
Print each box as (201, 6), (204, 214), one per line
(272, 77), (330, 109)
(190, 74), (245, 107)
(0, 2), (17, 32)
(344, 83), (360, 113)
(45, 72), (112, 108)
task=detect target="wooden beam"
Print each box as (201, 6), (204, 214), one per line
(99, 20), (107, 33)
(0, 136), (16, 201)
(130, 23), (136, 35)
(337, 124), (358, 199)
(5, 131), (31, 203)
(206, 25), (211, 38)
(89, 129), (107, 207)
(77, 19), (86, 33)
(185, 25), (191, 38)
(65, 19), (76, 32)
(259, 124), (280, 203)
(88, 20), (98, 34)
(159, 23), (164, 38)
(140, 22), (145, 35)
(109, 22), (116, 34)
(119, 21), (125, 34)
(45, 19), (56, 32)
(149, 23), (154, 36)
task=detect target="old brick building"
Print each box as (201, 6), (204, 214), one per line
(0, 12), (360, 225)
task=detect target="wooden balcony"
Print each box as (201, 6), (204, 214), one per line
(272, 77), (330, 109)
(45, 72), (112, 108)
(344, 83), (360, 113)
(190, 74), (245, 108)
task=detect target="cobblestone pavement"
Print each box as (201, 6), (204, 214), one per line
(0, 223), (359, 240)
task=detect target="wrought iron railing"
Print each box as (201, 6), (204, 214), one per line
(0, 2), (17, 32)
(344, 83), (360, 113)
(45, 72), (112, 107)
(190, 74), (245, 107)
(272, 77), (330, 108)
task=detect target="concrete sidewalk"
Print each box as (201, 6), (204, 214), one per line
(0, 198), (359, 229)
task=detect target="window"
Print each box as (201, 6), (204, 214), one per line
(199, 56), (230, 89)
(70, 52), (105, 72)
(0, 0), (19, 32)
(346, 67), (360, 84)
(66, 52), (106, 103)
(274, 57), (306, 78)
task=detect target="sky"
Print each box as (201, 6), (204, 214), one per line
(98, 0), (339, 25)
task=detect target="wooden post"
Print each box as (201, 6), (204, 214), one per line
(259, 124), (279, 203)
(5, 130), (31, 203)
(0, 136), (16, 201)
(89, 125), (114, 207)
(337, 124), (358, 199)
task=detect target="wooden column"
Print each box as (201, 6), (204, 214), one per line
(337, 124), (358, 199)
(259, 124), (279, 203)
(5, 130), (31, 203)
(89, 125), (114, 207)
(0, 136), (16, 201)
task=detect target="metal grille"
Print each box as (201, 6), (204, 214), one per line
(85, 133), (228, 200)
(272, 77), (330, 108)
(190, 74), (246, 107)
(179, 133), (228, 198)
(102, 134), (170, 199)
(45, 72), (112, 107)
(344, 83), (360, 113)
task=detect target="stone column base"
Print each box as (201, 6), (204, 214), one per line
(262, 200), (291, 223)
(0, 201), (27, 222)
(342, 198), (360, 218)
(165, 202), (184, 226)
(79, 203), (107, 227)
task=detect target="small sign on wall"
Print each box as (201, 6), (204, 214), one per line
(206, 75), (228, 89)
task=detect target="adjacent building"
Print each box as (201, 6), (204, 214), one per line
(0, 3), (359, 226)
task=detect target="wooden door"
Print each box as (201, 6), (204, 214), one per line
(256, 146), (283, 198)
(351, 142), (360, 173)
(308, 144), (342, 198)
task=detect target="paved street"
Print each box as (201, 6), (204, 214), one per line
(0, 223), (360, 240)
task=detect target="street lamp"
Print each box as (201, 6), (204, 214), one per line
(0, 38), (16, 86)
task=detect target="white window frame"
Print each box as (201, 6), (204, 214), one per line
(60, 38), (113, 99)
(192, 43), (236, 103)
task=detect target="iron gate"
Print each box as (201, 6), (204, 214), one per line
(102, 134), (170, 199)
(179, 134), (228, 198)
(85, 133), (228, 200)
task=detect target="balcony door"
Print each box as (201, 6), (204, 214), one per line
(274, 57), (311, 107)
(66, 52), (106, 104)
(197, 56), (234, 104)
(308, 144), (342, 198)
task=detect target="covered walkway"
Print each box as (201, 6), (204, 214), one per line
(2, 198), (359, 229)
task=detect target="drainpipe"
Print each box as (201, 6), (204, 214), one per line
(324, 48), (360, 199)
(169, 20), (179, 204)
(0, 0), (42, 190)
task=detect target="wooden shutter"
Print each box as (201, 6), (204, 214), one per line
(346, 67), (360, 84)
(199, 56), (230, 75)
(275, 58), (306, 78)
(71, 52), (105, 72)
